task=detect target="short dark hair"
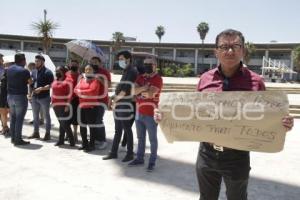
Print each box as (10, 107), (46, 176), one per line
(117, 50), (132, 61)
(56, 65), (69, 75)
(15, 53), (26, 64)
(91, 56), (101, 63)
(71, 59), (79, 64)
(0, 53), (3, 58)
(35, 54), (45, 61)
(215, 29), (245, 47)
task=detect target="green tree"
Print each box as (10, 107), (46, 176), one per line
(155, 25), (165, 43)
(244, 42), (256, 65)
(293, 45), (300, 71)
(112, 31), (125, 54)
(197, 22), (209, 71)
(31, 9), (59, 54)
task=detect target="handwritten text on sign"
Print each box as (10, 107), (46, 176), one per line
(158, 91), (289, 153)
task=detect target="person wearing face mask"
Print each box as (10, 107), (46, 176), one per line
(64, 59), (81, 143)
(103, 50), (138, 162)
(128, 58), (163, 172)
(74, 65), (102, 152)
(51, 66), (75, 147)
(28, 55), (54, 141)
(89, 56), (111, 150)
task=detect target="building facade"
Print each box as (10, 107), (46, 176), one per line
(0, 34), (298, 77)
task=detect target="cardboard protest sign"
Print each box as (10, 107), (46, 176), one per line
(158, 91), (289, 153)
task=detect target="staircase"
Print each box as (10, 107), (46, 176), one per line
(110, 82), (300, 118)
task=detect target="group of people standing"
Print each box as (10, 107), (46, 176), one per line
(0, 50), (163, 172)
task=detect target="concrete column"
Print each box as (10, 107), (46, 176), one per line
(265, 50), (269, 59)
(173, 48), (176, 61)
(20, 41), (24, 51)
(152, 47), (155, 55)
(290, 50), (294, 80)
(194, 49), (198, 75)
(109, 47), (113, 70)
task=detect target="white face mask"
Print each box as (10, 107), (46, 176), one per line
(118, 60), (127, 69)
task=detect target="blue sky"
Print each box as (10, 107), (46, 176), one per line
(1, 0), (300, 43)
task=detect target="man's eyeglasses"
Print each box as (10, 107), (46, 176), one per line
(217, 44), (242, 52)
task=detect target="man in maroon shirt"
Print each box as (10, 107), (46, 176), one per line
(155, 29), (294, 200)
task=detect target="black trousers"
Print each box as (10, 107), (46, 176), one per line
(79, 107), (99, 147)
(196, 143), (250, 200)
(110, 102), (135, 156)
(53, 106), (74, 145)
(95, 105), (106, 142)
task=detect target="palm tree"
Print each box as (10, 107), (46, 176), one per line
(197, 22), (209, 71)
(111, 31), (125, 70)
(244, 42), (256, 65)
(31, 9), (59, 54)
(293, 45), (300, 72)
(155, 26), (165, 43)
(112, 31), (125, 53)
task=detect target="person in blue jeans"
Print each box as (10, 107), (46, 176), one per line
(128, 57), (163, 172)
(7, 53), (32, 145)
(28, 55), (54, 141)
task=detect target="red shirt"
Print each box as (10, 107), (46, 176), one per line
(135, 73), (163, 116)
(97, 67), (111, 104)
(51, 79), (72, 105)
(65, 71), (80, 101)
(74, 78), (101, 108)
(197, 65), (266, 92)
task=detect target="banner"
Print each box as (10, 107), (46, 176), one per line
(158, 91), (289, 153)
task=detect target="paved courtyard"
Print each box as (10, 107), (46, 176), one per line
(0, 107), (299, 200)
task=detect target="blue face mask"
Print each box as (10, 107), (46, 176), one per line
(118, 60), (127, 69)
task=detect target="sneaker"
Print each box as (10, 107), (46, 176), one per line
(147, 163), (155, 172)
(97, 141), (107, 150)
(128, 159), (144, 166)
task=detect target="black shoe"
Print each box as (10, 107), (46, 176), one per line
(128, 159), (144, 166)
(54, 141), (64, 146)
(147, 163), (155, 172)
(29, 120), (34, 124)
(2, 127), (9, 135)
(43, 133), (51, 141)
(28, 132), (40, 139)
(78, 146), (88, 150)
(102, 153), (118, 160)
(84, 146), (95, 152)
(14, 140), (30, 146)
(122, 154), (134, 162)
(70, 142), (75, 147)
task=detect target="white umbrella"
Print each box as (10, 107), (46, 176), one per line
(65, 39), (105, 62)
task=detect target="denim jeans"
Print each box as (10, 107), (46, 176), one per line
(31, 96), (51, 133)
(7, 94), (28, 143)
(135, 113), (158, 165)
